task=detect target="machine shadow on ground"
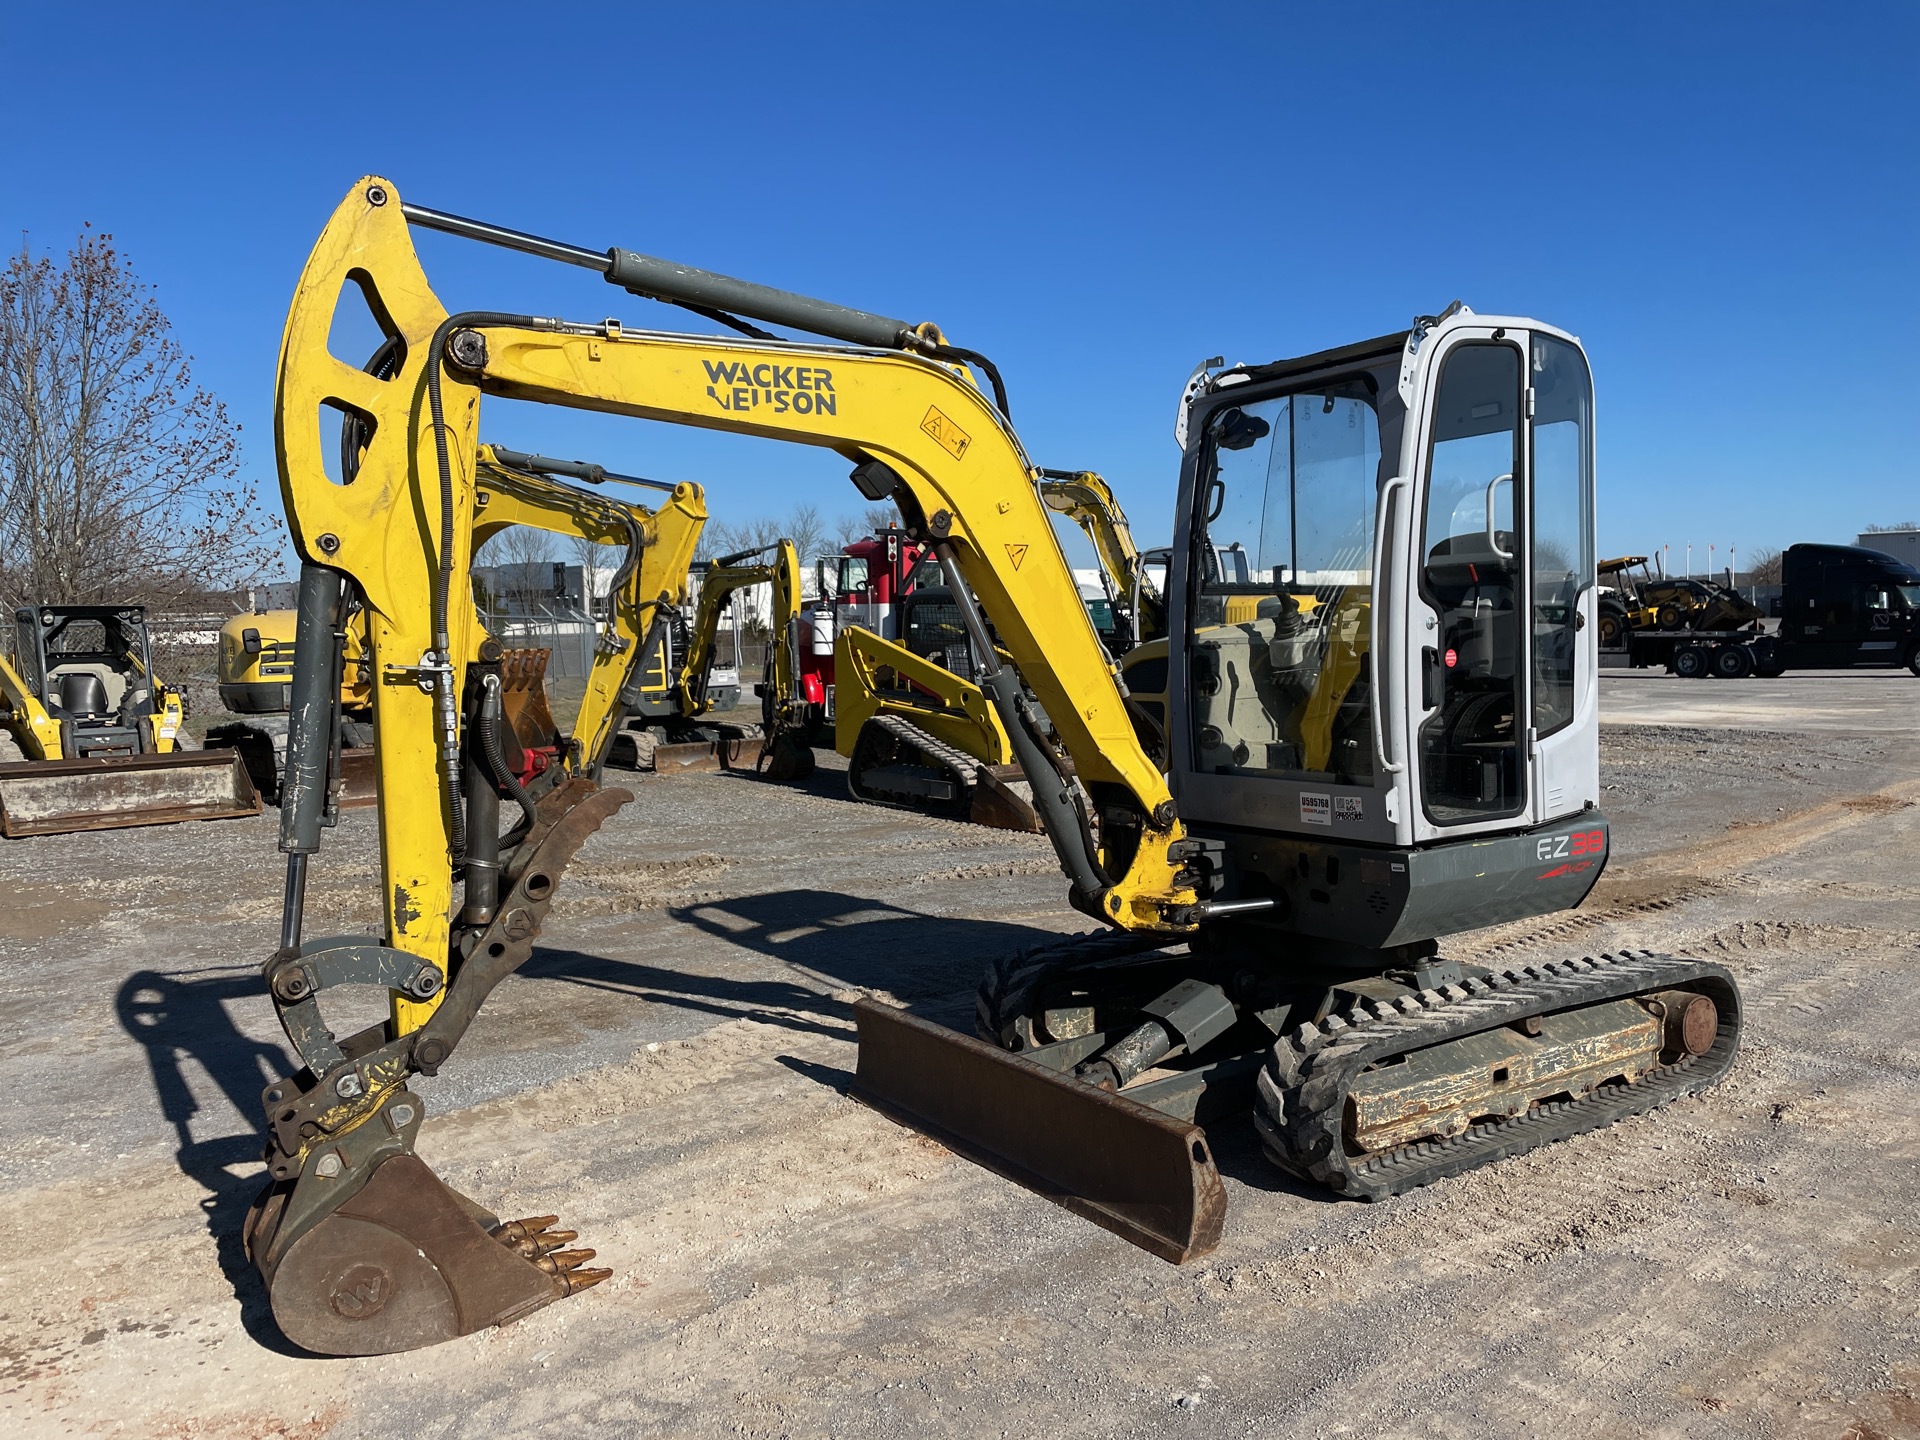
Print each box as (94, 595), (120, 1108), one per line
(113, 969), (304, 1353)
(530, 887), (1062, 1019)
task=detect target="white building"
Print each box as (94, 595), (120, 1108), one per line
(1858, 530), (1920, 568)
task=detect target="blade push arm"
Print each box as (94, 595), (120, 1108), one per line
(278, 178), (1194, 930)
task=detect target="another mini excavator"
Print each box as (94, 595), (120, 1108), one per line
(247, 178), (1740, 1355)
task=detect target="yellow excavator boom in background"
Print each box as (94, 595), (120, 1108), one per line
(679, 537), (814, 778)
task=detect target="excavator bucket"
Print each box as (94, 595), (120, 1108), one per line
(851, 999), (1226, 1263)
(245, 1152), (606, 1356)
(0, 748), (261, 837)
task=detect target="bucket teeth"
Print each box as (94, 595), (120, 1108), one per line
(489, 1215), (561, 1246)
(495, 1227), (577, 1258)
(562, 1267), (613, 1295)
(534, 1247), (598, 1276)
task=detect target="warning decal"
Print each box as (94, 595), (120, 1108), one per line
(921, 406), (972, 459)
(1006, 543), (1029, 569)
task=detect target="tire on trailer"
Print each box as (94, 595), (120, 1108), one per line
(1712, 644), (1755, 679)
(1673, 645), (1710, 679)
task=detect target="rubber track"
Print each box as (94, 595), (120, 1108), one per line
(850, 713), (979, 809)
(1253, 949), (1742, 1201)
(975, 929), (1181, 1048)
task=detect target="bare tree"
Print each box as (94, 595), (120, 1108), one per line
(1863, 521), (1919, 533)
(700, 514), (779, 562)
(476, 524), (558, 613)
(0, 227), (276, 609)
(1747, 547), (1784, 586)
(782, 503), (827, 567)
(835, 504), (897, 546)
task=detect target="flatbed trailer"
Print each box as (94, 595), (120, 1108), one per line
(1601, 544), (1920, 679)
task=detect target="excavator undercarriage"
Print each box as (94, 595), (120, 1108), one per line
(247, 176), (1744, 1354)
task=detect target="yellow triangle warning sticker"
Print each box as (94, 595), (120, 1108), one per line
(1006, 543), (1028, 570)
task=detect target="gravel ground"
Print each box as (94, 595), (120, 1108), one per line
(1, 685), (1916, 1439)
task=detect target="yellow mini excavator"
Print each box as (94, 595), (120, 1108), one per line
(247, 178), (1741, 1355)
(206, 605), (378, 807)
(678, 537), (812, 779)
(826, 470), (1151, 831)
(0, 603), (259, 836)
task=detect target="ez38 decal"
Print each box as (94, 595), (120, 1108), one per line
(1536, 827), (1606, 879)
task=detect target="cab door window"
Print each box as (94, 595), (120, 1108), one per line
(1418, 342), (1526, 822)
(1530, 335), (1593, 735)
(1190, 381), (1382, 782)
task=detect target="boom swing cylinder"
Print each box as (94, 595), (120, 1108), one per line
(249, 177), (1741, 1357)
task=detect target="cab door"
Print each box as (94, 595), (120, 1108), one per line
(1402, 328), (1532, 842)
(1525, 332), (1598, 822)
(1399, 323), (1599, 843)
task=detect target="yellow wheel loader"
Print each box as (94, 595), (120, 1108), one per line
(0, 603), (258, 836)
(245, 179), (1741, 1355)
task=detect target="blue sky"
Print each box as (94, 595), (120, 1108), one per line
(3, 3), (1914, 579)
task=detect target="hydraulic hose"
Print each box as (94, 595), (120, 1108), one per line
(477, 673), (541, 842)
(425, 310), (588, 858)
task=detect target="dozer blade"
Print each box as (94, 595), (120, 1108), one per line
(968, 765), (1043, 833)
(336, 746), (379, 809)
(851, 998), (1226, 1263)
(0, 748), (261, 837)
(652, 737), (757, 773)
(246, 1153), (607, 1356)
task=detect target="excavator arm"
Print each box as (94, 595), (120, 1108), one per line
(1039, 469), (1164, 646)
(468, 446), (708, 773)
(677, 538), (798, 717)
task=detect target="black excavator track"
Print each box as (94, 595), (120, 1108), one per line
(976, 928), (1183, 1048)
(1253, 949), (1742, 1201)
(847, 713), (976, 814)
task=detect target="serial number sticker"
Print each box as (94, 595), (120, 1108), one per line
(1334, 796), (1364, 822)
(1300, 792), (1332, 827)
(1536, 828), (1606, 862)
(921, 405), (972, 459)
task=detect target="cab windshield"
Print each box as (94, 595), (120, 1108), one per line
(1188, 368), (1393, 784)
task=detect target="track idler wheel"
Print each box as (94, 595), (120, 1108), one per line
(245, 1153), (608, 1356)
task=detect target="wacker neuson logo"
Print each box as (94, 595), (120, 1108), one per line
(703, 360), (838, 415)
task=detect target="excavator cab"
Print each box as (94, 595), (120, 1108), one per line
(1171, 313), (1601, 943)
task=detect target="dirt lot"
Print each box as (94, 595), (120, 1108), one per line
(2, 673), (1917, 1439)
